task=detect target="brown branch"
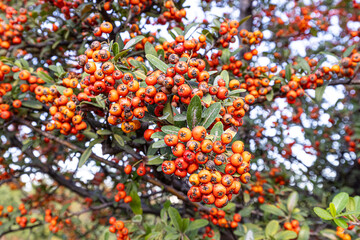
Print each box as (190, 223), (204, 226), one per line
(14, 117), (122, 171)
(0, 222), (43, 237)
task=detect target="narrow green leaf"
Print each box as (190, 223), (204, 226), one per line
(146, 54), (169, 73)
(329, 203), (336, 217)
(229, 89), (246, 96)
(239, 15), (252, 26)
(113, 49), (131, 62)
(21, 100), (43, 110)
(112, 42), (119, 56)
(287, 191), (299, 213)
(104, 232), (109, 240)
(95, 96), (105, 109)
(220, 70), (229, 87)
(210, 122), (223, 141)
(97, 129), (112, 135)
(220, 49), (230, 64)
(174, 114), (186, 121)
(145, 42), (157, 56)
(315, 85), (326, 102)
(37, 71), (54, 83)
(187, 95), (202, 129)
(124, 36), (145, 49)
(184, 23), (198, 36)
(152, 140), (167, 148)
(260, 204), (286, 217)
(161, 125), (180, 135)
(266, 89), (274, 101)
(343, 44), (357, 58)
(296, 57), (311, 73)
(285, 64), (292, 81)
(114, 134), (124, 147)
(201, 103), (221, 129)
(78, 139), (102, 167)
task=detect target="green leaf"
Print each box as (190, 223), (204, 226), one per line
(187, 219), (208, 232)
(151, 131), (166, 139)
(78, 139), (102, 167)
(145, 42), (157, 56)
(274, 231), (297, 240)
(220, 70), (229, 87)
(129, 185), (143, 214)
(265, 220), (279, 237)
(97, 129), (112, 135)
(103, 232), (109, 240)
(112, 42), (119, 56)
(152, 140), (167, 148)
(113, 49), (131, 62)
(346, 197), (355, 212)
(315, 85), (326, 102)
(343, 44), (357, 58)
(220, 49), (230, 64)
(181, 218), (189, 233)
(83, 130), (97, 139)
(239, 15), (252, 26)
(147, 154), (166, 165)
(201, 103), (221, 129)
(296, 57), (311, 73)
(56, 86), (67, 95)
(174, 114), (186, 121)
(266, 89), (274, 101)
(320, 51), (340, 60)
(329, 203), (336, 217)
(285, 64), (291, 81)
(146, 54), (169, 73)
(124, 36), (145, 49)
(160, 101), (174, 124)
(114, 134), (124, 147)
(21, 100), (43, 110)
(161, 125), (180, 135)
(313, 207), (333, 220)
(332, 192), (349, 214)
(229, 89), (246, 96)
(172, 27), (183, 36)
(95, 95), (105, 109)
(59, 203), (71, 215)
(287, 191), (298, 213)
(37, 71), (54, 83)
(260, 204), (286, 217)
(210, 122), (224, 141)
(184, 23), (198, 36)
(187, 95), (202, 129)
(132, 214), (142, 223)
(333, 218), (348, 229)
(168, 207), (182, 232)
(244, 230), (254, 240)
(134, 70), (146, 80)
(297, 225), (310, 240)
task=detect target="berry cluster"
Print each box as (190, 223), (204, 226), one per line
(114, 183), (133, 203)
(161, 126), (251, 208)
(108, 217), (130, 240)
